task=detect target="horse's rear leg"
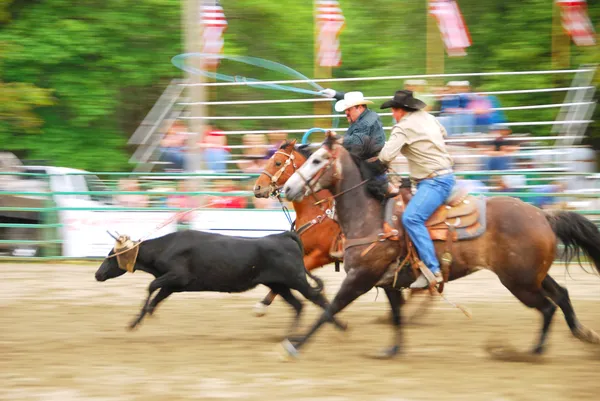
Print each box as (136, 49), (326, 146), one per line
(373, 288), (405, 358)
(542, 275), (600, 345)
(502, 278), (557, 354)
(282, 268), (378, 357)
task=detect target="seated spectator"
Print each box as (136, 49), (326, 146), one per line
(467, 91), (493, 133)
(438, 82), (462, 136)
(166, 180), (199, 225)
(489, 175), (512, 193)
(482, 124), (519, 172)
(455, 81), (476, 134)
(206, 179), (248, 209)
(404, 79), (434, 111)
(159, 121), (187, 171)
(266, 131), (289, 158)
(116, 178), (148, 208)
(532, 181), (566, 210)
(456, 178), (489, 195)
(199, 126), (231, 172)
(488, 95), (507, 127)
(238, 134), (268, 173)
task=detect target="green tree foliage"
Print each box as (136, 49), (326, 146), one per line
(0, 0), (598, 170)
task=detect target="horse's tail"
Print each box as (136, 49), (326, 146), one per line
(284, 230), (304, 255)
(284, 231), (322, 291)
(545, 211), (600, 274)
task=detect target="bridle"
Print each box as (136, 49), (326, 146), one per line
(259, 149), (299, 197)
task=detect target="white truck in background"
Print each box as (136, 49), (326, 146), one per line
(0, 152), (115, 256)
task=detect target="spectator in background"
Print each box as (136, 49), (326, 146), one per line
(487, 94), (507, 127)
(166, 179), (198, 225)
(159, 121), (187, 171)
(116, 178), (148, 208)
(438, 82), (462, 136)
(455, 81), (476, 134)
(206, 179), (248, 209)
(200, 126), (231, 172)
(266, 131), (289, 158)
(482, 124), (519, 172)
(532, 181), (566, 210)
(404, 79), (434, 111)
(238, 133), (269, 173)
(467, 90), (493, 133)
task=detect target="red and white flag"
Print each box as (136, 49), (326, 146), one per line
(315, 0), (345, 67)
(429, 0), (471, 56)
(200, 0), (228, 69)
(556, 1), (596, 46)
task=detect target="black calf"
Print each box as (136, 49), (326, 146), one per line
(95, 230), (345, 336)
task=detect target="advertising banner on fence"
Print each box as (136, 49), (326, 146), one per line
(59, 210), (177, 258)
(190, 209), (296, 237)
(58, 207), (296, 257)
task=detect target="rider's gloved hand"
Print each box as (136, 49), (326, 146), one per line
(366, 157), (388, 175)
(319, 88), (337, 98)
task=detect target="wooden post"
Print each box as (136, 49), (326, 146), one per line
(426, 3), (445, 87)
(184, 0), (206, 172)
(552, 1), (571, 103)
(313, 0), (332, 139)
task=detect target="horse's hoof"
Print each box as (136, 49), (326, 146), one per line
(573, 326), (600, 345)
(371, 315), (393, 325)
(127, 320), (141, 331)
(485, 341), (544, 363)
(278, 339), (299, 361)
(333, 319), (348, 331)
(253, 302), (268, 317)
(368, 346), (400, 360)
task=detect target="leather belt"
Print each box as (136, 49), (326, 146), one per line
(411, 168), (454, 184)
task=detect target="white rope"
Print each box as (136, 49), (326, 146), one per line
(180, 69), (593, 87)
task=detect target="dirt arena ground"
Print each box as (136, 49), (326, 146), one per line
(1, 262), (599, 401)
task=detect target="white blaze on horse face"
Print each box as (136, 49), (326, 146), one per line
(284, 147), (330, 201)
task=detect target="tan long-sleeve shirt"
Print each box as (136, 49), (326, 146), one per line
(378, 110), (453, 180)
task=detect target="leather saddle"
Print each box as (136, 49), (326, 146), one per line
(384, 185), (487, 242)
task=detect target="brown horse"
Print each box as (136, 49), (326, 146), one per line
(253, 140), (342, 315)
(281, 132), (600, 358)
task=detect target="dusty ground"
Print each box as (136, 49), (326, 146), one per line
(1, 263), (599, 401)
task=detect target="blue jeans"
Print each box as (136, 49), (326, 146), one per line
(402, 174), (456, 274)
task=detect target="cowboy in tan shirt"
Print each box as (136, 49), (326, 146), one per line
(378, 90), (456, 289)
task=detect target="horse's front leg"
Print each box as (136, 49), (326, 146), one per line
(281, 267), (378, 357)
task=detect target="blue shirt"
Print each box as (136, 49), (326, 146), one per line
(342, 108), (386, 158)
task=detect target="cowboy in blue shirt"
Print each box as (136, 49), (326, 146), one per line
(321, 89), (386, 158)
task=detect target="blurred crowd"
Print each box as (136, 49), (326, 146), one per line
(135, 80), (596, 212)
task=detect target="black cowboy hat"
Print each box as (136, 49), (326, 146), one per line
(380, 90), (426, 110)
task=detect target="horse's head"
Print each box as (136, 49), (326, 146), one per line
(283, 132), (343, 202)
(253, 139), (306, 198)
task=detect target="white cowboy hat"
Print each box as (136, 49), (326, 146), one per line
(334, 91), (373, 113)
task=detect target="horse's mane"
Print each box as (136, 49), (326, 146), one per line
(279, 140), (313, 159)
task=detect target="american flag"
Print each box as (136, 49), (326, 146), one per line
(429, 0), (471, 56)
(315, 0), (345, 67)
(556, 0), (596, 46)
(200, 0), (228, 69)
